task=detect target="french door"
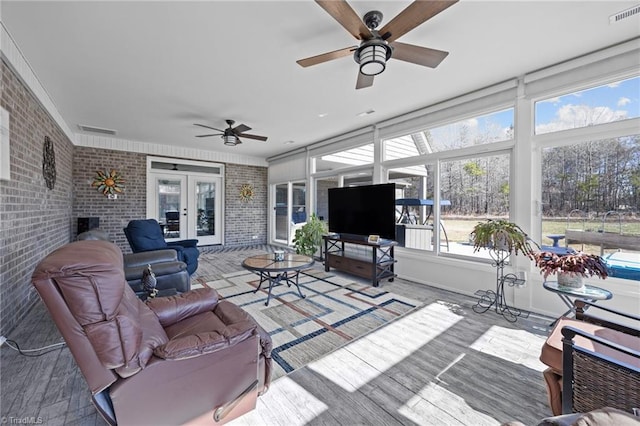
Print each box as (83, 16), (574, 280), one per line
(147, 158), (224, 246)
(272, 181), (307, 245)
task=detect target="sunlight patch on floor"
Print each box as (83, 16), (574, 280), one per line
(398, 382), (500, 426)
(228, 377), (328, 426)
(469, 325), (547, 372)
(309, 301), (463, 390)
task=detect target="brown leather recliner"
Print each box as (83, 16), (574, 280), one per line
(32, 240), (272, 425)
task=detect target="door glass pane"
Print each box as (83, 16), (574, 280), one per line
(158, 179), (182, 238)
(196, 181), (215, 237)
(275, 184), (288, 241)
(315, 177), (339, 223)
(292, 182), (306, 224)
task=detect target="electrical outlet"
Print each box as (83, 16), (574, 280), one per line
(516, 271), (527, 288)
(251, 235), (258, 240)
(0, 336), (7, 347)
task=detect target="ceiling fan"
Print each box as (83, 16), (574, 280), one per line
(194, 119), (268, 146)
(297, 0), (458, 89)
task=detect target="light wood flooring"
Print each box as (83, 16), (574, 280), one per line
(1, 245), (554, 425)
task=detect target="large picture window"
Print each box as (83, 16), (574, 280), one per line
(440, 153), (511, 259)
(540, 135), (640, 281)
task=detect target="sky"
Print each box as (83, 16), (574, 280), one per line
(535, 76), (639, 135)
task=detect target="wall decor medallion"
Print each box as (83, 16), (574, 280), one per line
(42, 136), (56, 190)
(92, 169), (125, 196)
(239, 183), (254, 202)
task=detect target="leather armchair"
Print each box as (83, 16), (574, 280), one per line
(78, 229), (190, 294)
(32, 240), (272, 425)
(124, 219), (199, 275)
(123, 250), (190, 295)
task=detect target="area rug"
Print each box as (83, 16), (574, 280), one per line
(193, 269), (421, 381)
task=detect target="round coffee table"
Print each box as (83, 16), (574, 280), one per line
(242, 253), (314, 306)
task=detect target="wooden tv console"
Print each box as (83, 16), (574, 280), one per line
(322, 235), (397, 287)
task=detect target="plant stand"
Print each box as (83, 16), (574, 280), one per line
(472, 249), (528, 323)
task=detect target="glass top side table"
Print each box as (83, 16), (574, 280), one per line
(543, 280), (612, 325)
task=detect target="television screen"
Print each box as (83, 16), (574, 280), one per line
(328, 183), (396, 240)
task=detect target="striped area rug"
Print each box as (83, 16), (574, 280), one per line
(193, 269), (420, 381)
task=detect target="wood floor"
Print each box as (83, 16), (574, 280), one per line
(1, 245), (554, 425)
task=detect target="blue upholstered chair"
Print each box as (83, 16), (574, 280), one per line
(124, 219), (199, 275)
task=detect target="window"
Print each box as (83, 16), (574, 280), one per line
(315, 143), (374, 172)
(389, 164), (435, 251)
(535, 76), (640, 135)
(383, 108), (514, 159)
(540, 135), (640, 281)
(440, 153), (511, 259)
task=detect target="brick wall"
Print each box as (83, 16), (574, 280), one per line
(0, 58), (269, 333)
(72, 147), (147, 252)
(0, 60), (75, 335)
(225, 164), (268, 246)
(72, 151), (268, 249)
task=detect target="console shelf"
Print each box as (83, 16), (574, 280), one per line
(322, 235), (397, 287)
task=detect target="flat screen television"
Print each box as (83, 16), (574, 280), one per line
(328, 183), (396, 240)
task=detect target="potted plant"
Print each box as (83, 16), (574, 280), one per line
(470, 219), (534, 257)
(293, 213), (328, 258)
(532, 250), (608, 288)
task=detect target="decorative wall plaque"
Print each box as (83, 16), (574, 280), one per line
(42, 136), (56, 190)
(92, 169), (125, 196)
(239, 183), (254, 202)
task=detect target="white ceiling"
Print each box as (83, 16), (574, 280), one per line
(2, 1), (639, 160)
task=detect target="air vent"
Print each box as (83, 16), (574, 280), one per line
(610, 4), (640, 24)
(77, 124), (117, 135)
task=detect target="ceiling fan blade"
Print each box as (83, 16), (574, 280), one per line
(238, 133), (268, 141)
(196, 134), (221, 138)
(379, 0), (458, 43)
(194, 123), (224, 132)
(315, 0), (372, 40)
(390, 41), (449, 68)
(233, 124), (251, 134)
(356, 72), (374, 90)
(297, 46), (357, 68)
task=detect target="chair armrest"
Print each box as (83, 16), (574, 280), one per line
(124, 260), (186, 282)
(123, 250), (178, 268)
(575, 300), (640, 336)
(146, 288), (219, 327)
(537, 412), (584, 426)
(561, 326), (640, 363)
(168, 239), (199, 249)
(153, 323), (257, 360)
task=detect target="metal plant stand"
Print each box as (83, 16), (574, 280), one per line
(473, 249), (527, 323)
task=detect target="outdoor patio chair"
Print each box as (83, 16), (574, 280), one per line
(540, 300), (640, 415)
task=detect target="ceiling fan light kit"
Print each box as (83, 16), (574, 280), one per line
(356, 41), (392, 76)
(223, 134), (239, 146)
